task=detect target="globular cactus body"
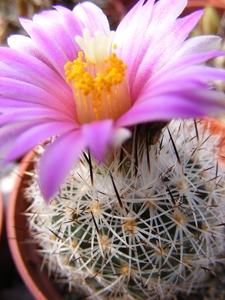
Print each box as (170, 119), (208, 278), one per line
(25, 119), (225, 299)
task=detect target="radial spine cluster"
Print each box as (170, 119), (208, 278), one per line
(25, 119), (225, 299)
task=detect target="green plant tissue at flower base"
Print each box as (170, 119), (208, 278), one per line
(1, 0), (225, 202)
(25, 119), (225, 300)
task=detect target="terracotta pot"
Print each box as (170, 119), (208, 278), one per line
(6, 150), (62, 300)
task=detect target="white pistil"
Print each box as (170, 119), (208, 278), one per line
(75, 29), (115, 64)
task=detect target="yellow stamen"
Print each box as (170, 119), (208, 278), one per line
(64, 29), (131, 124)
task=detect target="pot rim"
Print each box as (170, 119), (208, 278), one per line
(6, 150), (62, 300)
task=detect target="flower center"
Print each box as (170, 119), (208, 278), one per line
(64, 29), (131, 124)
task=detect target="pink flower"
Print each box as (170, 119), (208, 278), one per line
(1, 0), (225, 201)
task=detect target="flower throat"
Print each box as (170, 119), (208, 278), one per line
(64, 29), (131, 124)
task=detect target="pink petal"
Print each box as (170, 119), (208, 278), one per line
(114, 0), (155, 78)
(19, 18), (68, 75)
(5, 121), (77, 162)
(114, 0), (152, 42)
(0, 122), (38, 160)
(118, 9), (203, 102)
(153, 0), (188, 21)
(39, 129), (86, 202)
(32, 8), (80, 62)
(157, 36), (223, 78)
(0, 48), (75, 112)
(117, 89), (225, 127)
(81, 120), (114, 162)
(171, 35), (222, 57)
(53, 5), (84, 45)
(0, 78), (75, 118)
(132, 11), (203, 99)
(142, 66), (225, 99)
(72, 2), (110, 34)
(114, 0), (202, 102)
(0, 107), (73, 125)
(0, 98), (41, 109)
(7, 35), (54, 69)
(150, 51), (225, 88)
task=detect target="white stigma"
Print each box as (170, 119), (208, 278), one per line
(75, 28), (115, 63)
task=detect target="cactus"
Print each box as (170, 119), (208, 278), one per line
(25, 119), (225, 299)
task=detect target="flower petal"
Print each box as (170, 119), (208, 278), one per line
(153, 0), (188, 21)
(171, 35), (222, 58)
(32, 8), (81, 62)
(0, 47), (75, 111)
(5, 121), (77, 162)
(118, 9), (203, 102)
(0, 106), (72, 125)
(150, 38), (223, 85)
(81, 120), (115, 162)
(117, 89), (225, 127)
(19, 17), (68, 75)
(143, 66), (225, 99)
(0, 122), (36, 160)
(0, 77), (75, 118)
(7, 35), (54, 68)
(73, 2), (110, 34)
(133, 11), (204, 99)
(111, 128), (131, 148)
(39, 130), (86, 202)
(114, 0), (154, 78)
(53, 5), (86, 54)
